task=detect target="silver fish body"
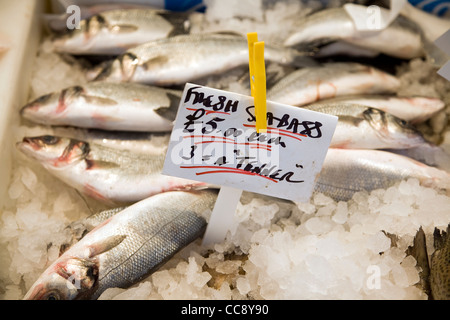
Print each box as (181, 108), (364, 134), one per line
(23, 189), (218, 300)
(52, 127), (171, 154)
(21, 82), (181, 132)
(304, 103), (427, 149)
(284, 6), (424, 59)
(90, 33), (311, 85)
(17, 136), (208, 204)
(315, 148), (450, 201)
(267, 62), (400, 107)
(52, 9), (192, 55)
(307, 95), (445, 124)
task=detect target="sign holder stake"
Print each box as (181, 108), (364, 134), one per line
(201, 32), (268, 246)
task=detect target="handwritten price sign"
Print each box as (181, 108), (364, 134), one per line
(163, 84), (338, 202)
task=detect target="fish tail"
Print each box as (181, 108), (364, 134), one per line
(406, 227), (432, 298)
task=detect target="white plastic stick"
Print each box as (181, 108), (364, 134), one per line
(202, 186), (243, 246)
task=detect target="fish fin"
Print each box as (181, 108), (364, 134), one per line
(156, 11), (192, 36)
(109, 24), (139, 34)
(85, 159), (120, 170)
(82, 94), (118, 106)
(142, 56), (169, 70)
(406, 227), (432, 298)
(433, 224), (449, 252)
(87, 234), (127, 258)
(154, 92), (181, 122)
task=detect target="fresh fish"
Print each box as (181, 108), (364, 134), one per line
(16, 135), (209, 204)
(315, 148), (450, 201)
(304, 103), (427, 149)
(24, 189), (218, 300)
(44, 4), (160, 34)
(52, 127), (171, 154)
(52, 9), (192, 55)
(307, 95), (445, 124)
(89, 33), (314, 85)
(20, 82), (181, 132)
(407, 225), (450, 300)
(284, 6), (424, 59)
(267, 62), (400, 107)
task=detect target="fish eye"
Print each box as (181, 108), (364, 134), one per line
(41, 136), (60, 145)
(44, 291), (61, 300)
(396, 118), (408, 127)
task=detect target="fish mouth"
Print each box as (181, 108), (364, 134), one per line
(16, 138), (42, 160)
(20, 102), (40, 118)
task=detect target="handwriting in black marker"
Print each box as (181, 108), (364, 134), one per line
(184, 86), (239, 112)
(181, 145), (197, 160)
(245, 106), (323, 138)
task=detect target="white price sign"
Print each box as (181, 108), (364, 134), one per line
(163, 83), (338, 203)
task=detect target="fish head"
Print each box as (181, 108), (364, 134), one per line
(17, 136), (90, 168)
(363, 107), (426, 147)
(52, 15), (107, 53)
(20, 86), (86, 122)
(92, 53), (138, 82)
(24, 257), (99, 300)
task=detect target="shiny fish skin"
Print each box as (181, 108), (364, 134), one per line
(284, 6), (424, 59)
(20, 82), (181, 132)
(23, 190), (218, 300)
(307, 95), (445, 124)
(16, 136), (208, 204)
(52, 9), (192, 55)
(315, 148), (450, 202)
(267, 62), (400, 107)
(52, 127), (171, 154)
(90, 33), (312, 85)
(304, 103), (427, 149)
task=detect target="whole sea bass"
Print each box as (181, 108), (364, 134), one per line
(267, 62), (400, 107)
(284, 6), (424, 59)
(89, 33), (313, 85)
(20, 82), (181, 132)
(17, 136), (208, 204)
(307, 95), (445, 124)
(52, 9), (192, 55)
(24, 190), (218, 300)
(315, 148), (450, 201)
(304, 103), (427, 149)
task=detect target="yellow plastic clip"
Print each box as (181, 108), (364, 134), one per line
(247, 33), (267, 133)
